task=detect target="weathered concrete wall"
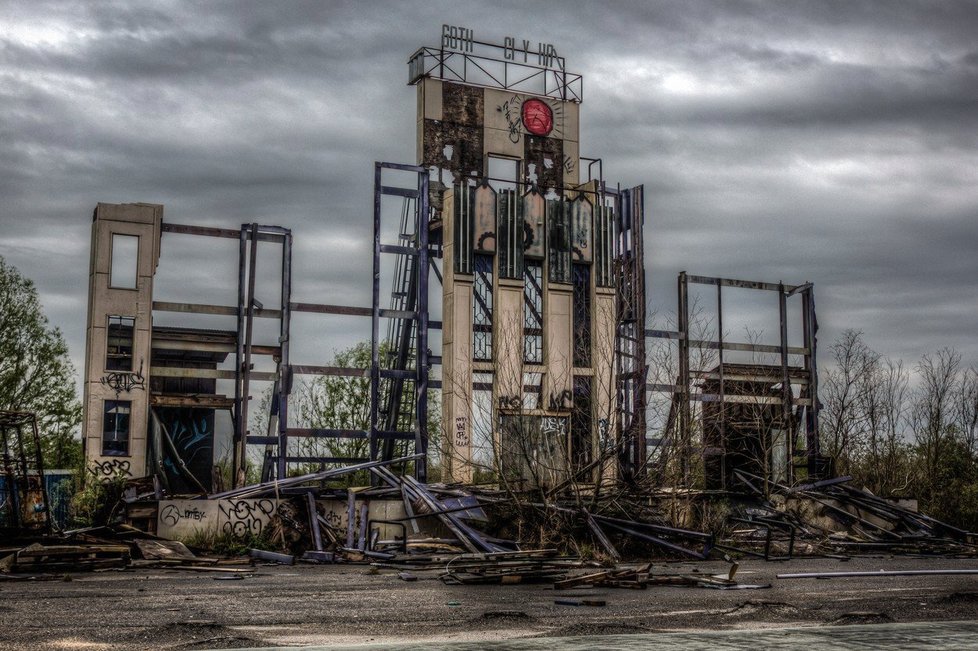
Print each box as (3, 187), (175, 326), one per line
(157, 498), (409, 543)
(83, 203), (163, 481)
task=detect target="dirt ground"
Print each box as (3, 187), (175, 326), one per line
(2, 555), (978, 650)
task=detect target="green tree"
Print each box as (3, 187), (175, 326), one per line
(0, 256), (82, 469)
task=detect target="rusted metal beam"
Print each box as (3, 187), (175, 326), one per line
(162, 222), (286, 242)
(150, 367), (277, 382)
(686, 274), (800, 294)
(289, 365), (368, 378)
(152, 301), (282, 319)
(693, 394), (813, 406)
(151, 339), (280, 356)
(688, 340), (809, 356)
(150, 394), (235, 409)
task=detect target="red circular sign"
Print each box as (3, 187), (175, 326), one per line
(521, 98), (554, 136)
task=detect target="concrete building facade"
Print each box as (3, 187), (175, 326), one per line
(414, 71), (634, 486)
(82, 203), (162, 479)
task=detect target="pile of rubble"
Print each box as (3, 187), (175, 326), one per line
(4, 455), (975, 586)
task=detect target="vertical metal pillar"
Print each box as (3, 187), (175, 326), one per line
(803, 287), (820, 468)
(233, 227), (248, 487)
(0, 426), (21, 530)
(238, 224), (259, 483)
(276, 231), (293, 482)
(415, 170), (430, 482)
(677, 271), (690, 487)
(716, 283), (726, 489)
(29, 417), (52, 534)
(778, 283), (792, 483)
(369, 164), (383, 465)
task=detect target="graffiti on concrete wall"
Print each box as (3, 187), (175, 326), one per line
(160, 503), (209, 527)
(89, 458), (132, 478)
(219, 499), (276, 537)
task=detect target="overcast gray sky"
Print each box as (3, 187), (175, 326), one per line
(2, 0), (977, 385)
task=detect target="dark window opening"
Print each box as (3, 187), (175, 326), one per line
(102, 400), (131, 455)
(106, 316), (135, 371)
(595, 203), (615, 287)
(572, 263), (591, 367)
(453, 182), (474, 274)
(523, 262), (543, 364)
(498, 189), (523, 279)
(571, 376), (593, 471)
(473, 254), (493, 361)
(548, 200), (571, 284)
(523, 372), (543, 410)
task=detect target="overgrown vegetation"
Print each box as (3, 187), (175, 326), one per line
(69, 470), (128, 527)
(820, 331), (978, 531)
(181, 528), (279, 556)
(0, 255), (83, 471)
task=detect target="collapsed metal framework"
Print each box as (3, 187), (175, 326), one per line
(151, 164), (432, 488)
(647, 273), (820, 487)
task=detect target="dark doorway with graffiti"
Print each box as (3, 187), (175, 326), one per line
(152, 407), (214, 494)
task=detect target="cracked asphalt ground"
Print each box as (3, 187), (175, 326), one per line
(2, 556), (978, 650)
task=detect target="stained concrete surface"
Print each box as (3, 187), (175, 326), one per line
(2, 556), (978, 650)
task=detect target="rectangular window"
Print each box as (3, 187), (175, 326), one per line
(472, 372), (494, 470)
(571, 376), (593, 471)
(487, 156), (519, 192)
(497, 189), (523, 279)
(548, 200), (571, 284)
(106, 316), (135, 371)
(453, 182), (474, 274)
(595, 203), (615, 287)
(110, 234), (139, 289)
(523, 372), (543, 410)
(572, 263), (591, 367)
(523, 262), (543, 363)
(473, 254), (493, 361)
(500, 414), (568, 486)
(102, 400), (131, 455)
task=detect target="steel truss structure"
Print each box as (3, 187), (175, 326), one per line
(647, 273), (820, 488)
(151, 163), (432, 488)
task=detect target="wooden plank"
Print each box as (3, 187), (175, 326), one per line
(150, 394), (235, 409)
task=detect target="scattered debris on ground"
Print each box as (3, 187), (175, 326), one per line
(4, 458), (976, 599)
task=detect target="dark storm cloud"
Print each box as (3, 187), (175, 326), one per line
(1, 0), (977, 388)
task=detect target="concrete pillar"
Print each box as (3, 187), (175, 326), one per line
(82, 203), (162, 480)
